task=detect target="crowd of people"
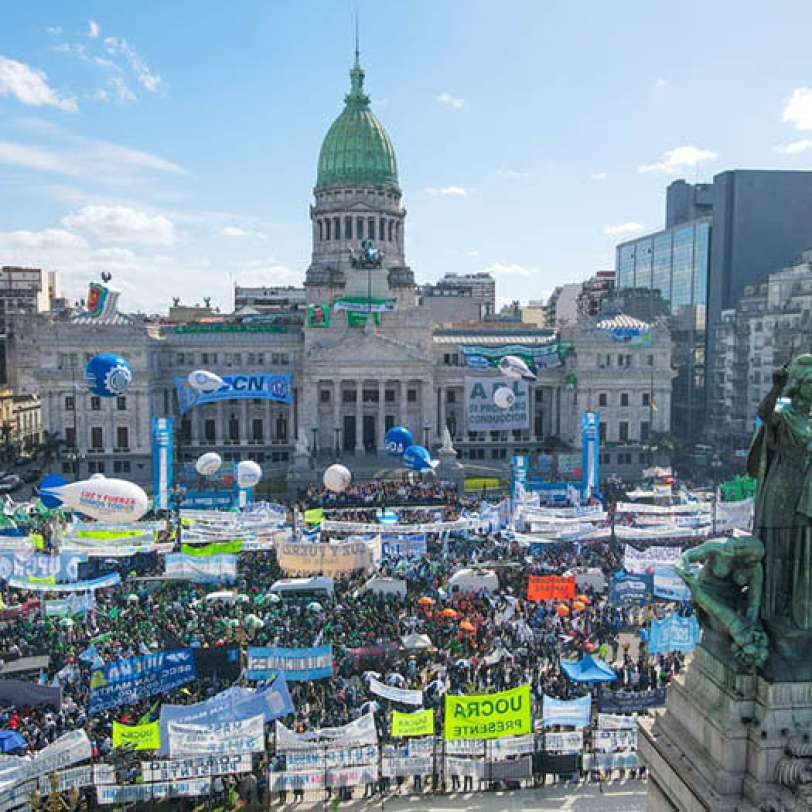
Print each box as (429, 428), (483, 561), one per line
(0, 483), (698, 805)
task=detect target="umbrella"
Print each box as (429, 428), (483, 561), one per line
(454, 659), (471, 669)
(307, 602), (323, 612)
(362, 671), (382, 682)
(244, 614), (264, 628)
(236, 594), (250, 603)
(459, 620), (475, 633)
(0, 731), (25, 754)
(418, 596), (434, 606)
(265, 593), (281, 604)
(59, 617), (75, 628)
(360, 701), (380, 714)
(385, 673), (406, 687)
(441, 608), (458, 618)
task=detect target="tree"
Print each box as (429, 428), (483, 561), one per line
(36, 431), (66, 470)
(650, 430), (675, 466)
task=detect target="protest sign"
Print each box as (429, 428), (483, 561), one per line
(381, 755), (433, 777)
(609, 571), (653, 604)
(275, 714), (378, 750)
(247, 645), (332, 681)
(526, 575), (576, 601)
(369, 676), (423, 707)
(180, 541), (242, 556)
(594, 729), (638, 752)
(648, 613), (701, 655)
(598, 713), (638, 730)
(112, 721), (161, 751)
(380, 534), (427, 558)
(543, 731), (583, 753)
(164, 554), (236, 583)
(391, 709), (434, 738)
(623, 545), (682, 574)
(7, 573), (120, 592)
(168, 714), (265, 757)
(541, 694), (591, 728)
(598, 688), (666, 713)
(283, 745), (378, 772)
(653, 567), (692, 602)
(141, 754), (253, 783)
(0, 551), (85, 583)
(276, 539), (377, 577)
(44, 592), (94, 617)
(97, 779), (211, 805)
(89, 648), (196, 715)
(444, 684), (532, 740)
(0, 730), (91, 791)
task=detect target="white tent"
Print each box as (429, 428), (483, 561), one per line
(449, 568), (498, 594)
(401, 633), (434, 650)
(360, 577), (407, 598)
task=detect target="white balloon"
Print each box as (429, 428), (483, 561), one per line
(498, 355), (536, 380)
(89, 473), (107, 481)
(323, 464), (352, 493)
(493, 386), (516, 409)
(195, 452), (222, 477)
(187, 369), (226, 393)
(42, 478), (149, 523)
(236, 460), (262, 488)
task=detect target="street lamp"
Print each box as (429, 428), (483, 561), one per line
(423, 421), (430, 448)
(333, 422), (341, 457)
(711, 453), (723, 535)
(310, 423), (318, 458)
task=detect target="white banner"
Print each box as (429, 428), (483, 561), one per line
(167, 715), (264, 757)
(598, 713), (638, 730)
(275, 713), (377, 750)
(164, 554), (236, 583)
(623, 545), (682, 574)
(141, 754), (253, 782)
(382, 756), (433, 777)
(0, 730), (92, 791)
(321, 517), (490, 535)
(544, 731), (583, 753)
(267, 771), (324, 792)
(284, 745), (378, 773)
(594, 729), (637, 752)
(368, 677), (423, 707)
(465, 377), (529, 432)
(97, 779), (211, 805)
(327, 766), (377, 788)
(275, 539), (378, 577)
(445, 757), (484, 778)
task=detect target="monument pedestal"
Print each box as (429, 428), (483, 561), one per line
(639, 643), (812, 811)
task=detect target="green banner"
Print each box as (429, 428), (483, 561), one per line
(307, 304), (330, 328)
(180, 540), (242, 556)
(304, 508), (324, 525)
(333, 296), (396, 314)
(113, 720), (161, 750)
(346, 311), (381, 327)
(392, 708), (434, 737)
(76, 530), (145, 540)
(444, 684), (532, 740)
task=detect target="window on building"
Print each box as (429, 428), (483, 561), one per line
(345, 217), (353, 239)
(325, 219), (331, 240)
(333, 217), (340, 239)
(598, 393), (608, 407)
(535, 389), (544, 403)
(619, 452), (632, 465)
(642, 392), (650, 406)
(320, 389), (331, 403)
(91, 396), (101, 411)
(599, 422), (607, 443)
(363, 389), (379, 403)
(619, 421), (629, 442)
(647, 354), (654, 366)
(275, 416), (288, 441)
(65, 427), (76, 448)
(116, 396), (127, 411)
(252, 419), (263, 441)
(342, 390), (356, 404)
(385, 389), (395, 403)
(620, 393), (629, 407)
(407, 389), (417, 403)
(368, 218), (375, 240)
(65, 395), (74, 411)
(116, 426), (129, 449)
(388, 220), (394, 241)
(179, 419), (191, 443)
(247, 353), (256, 365)
(600, 452), (611, 464)
(640, 421), (650, 443)
(356, 218), (364, 239)
(228, 417), (239, 441)
(90, 427), (103, 450)
(204, 419), (216, 442)
(446, 390), (456, 404)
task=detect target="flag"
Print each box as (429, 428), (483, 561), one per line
(113, 721), (161, 751)
(651, 398), (658, 411)
(304, 508), (324, 526)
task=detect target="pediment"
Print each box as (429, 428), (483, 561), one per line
(306, 329), (432, 365)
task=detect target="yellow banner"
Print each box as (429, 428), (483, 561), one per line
(304, 508), (324, 525)
(444, 684), (532, 740)
(391, 708), (434, 738)
(112, 720), (161, 751)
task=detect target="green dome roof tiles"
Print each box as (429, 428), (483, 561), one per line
(316, 59), (399, 192)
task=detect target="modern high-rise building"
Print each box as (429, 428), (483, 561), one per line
(434, 273), (496, 315)
(615, 169), (812, 443)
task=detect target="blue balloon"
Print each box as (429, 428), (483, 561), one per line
(84, 353), (133, 397)
(384, 426), (413, 457)
(402, 444), (439, 473)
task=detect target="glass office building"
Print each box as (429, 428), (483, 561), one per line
(615, 218), (711, 441)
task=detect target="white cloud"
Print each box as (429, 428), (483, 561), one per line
(590, 171), (607, 181)
(103, 37), (163, 93)
(219, 225), (266, 239)
(776, 139), (812, 155)
(783, 88), (812, 131)
(46, 27), (62, 35)
(481, 263), (537, 278)
(107, 76), (136, 101)
(425, 186), (468, 197)
(88, 20), (100, 38)
(468, 249), (481, 258)
(604, 222), (646, 236)
(0, 228), (87, 249)
(496, 168), (530, 180)
(234, 263), (302, 287)
(0, 56), (77, 112)
(62, 205), (176, 245)
(638, 145), (717, 174)
(437, 92), (465, 110)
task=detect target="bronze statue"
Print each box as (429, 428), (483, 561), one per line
(676, 535), (767, 670)
(348, 239), (384, 269)
(748, 354), (812, 660)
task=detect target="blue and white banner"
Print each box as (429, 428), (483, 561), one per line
(653, 567), (691, 602)
(44, 592), (95, 617)
(159, 675), (293, 756)
(152, 417), (173, 512)
(247, 644), (333, 681)
(648, 614), (701, 655)
(0, 551), (86, 583)
(7, 573), (121, 592)
(168, 714), (265, 758)
(381, 534), (427, 559)
(89, 648), (196, 715)
(175, 373), (292, 416)
(623, 545), (682, 575)
(164, 554), (236, 583)
(542, 694), (591, 728)
(512, 456), (529, 501)
(581, 411), (600, 500)
(609, 571), (652, 604)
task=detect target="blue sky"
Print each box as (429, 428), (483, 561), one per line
(2, 1), (812, 313)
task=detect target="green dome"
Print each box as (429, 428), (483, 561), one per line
(316, 59), (399, 192)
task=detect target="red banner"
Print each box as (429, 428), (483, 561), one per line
(527, 575), (576, 601)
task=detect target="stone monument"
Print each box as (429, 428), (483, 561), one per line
(639, 355), (812, 811)
(436, 426), (466, 493)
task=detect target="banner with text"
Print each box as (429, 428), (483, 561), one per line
(175, 373), (292, 416)
(444, 684), (532, 740)
(542, 694), (591, 728)
(247, 645), (333, 681)
(276, 539), (378, 577)
(465, 377), (529, 432)
(527, 574), (576, 601)
(164, 554), (236, 583)
(369, 676), (423, 706)
(168, 714), (265, 757)
(391, 709), (434, 738)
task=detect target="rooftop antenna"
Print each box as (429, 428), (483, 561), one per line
(354, 0), (360, 63)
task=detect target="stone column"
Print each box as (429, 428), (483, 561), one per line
(355, 380), (364, 455)
(333, 379), (341, 454)
(421, 380), (433, 449)
(399, 380), (407, 429)
(241, 400), (249, 445)
(377, 380), (386, 452)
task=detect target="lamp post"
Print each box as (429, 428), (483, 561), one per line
(711, 453), (723, 535)
(333, 422), (341, 457)
(310, 423), (318, 459)
(423, 421), (430, 448)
